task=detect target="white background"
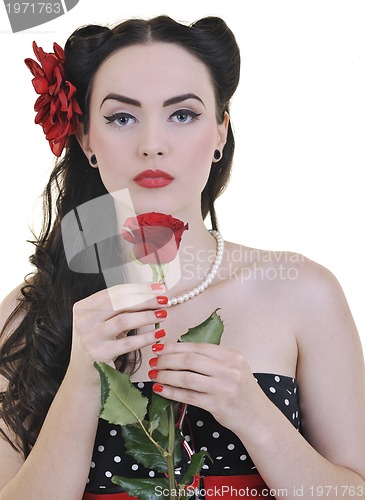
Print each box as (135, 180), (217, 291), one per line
(0, 1), (364, 348)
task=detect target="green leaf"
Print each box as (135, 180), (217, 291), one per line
(148, 392), (171, 436)
(121, 423), (169, 473)
(180, 309), (224, 345)
(94, 363), (148, 426)
(179, 450), (212, 487)
(111, 476), (169, 500)
(121, 423), (182, 472)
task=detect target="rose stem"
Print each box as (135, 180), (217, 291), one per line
(167, 401), (177, 500)
(155, 266), (176, 499)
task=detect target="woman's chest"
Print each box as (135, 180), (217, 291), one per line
(131, 278), (298, 382)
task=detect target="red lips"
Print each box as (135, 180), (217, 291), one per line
(133, 169), (174, 188)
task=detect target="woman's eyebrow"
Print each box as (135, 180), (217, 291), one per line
(163, 93), (206, 108)
(100, 94), (141, 109)
(100, 93), (205, 109)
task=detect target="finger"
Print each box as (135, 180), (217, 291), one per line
(108, 293), (169, 314)
(101, 308), (168, 338)
(152, 382), (210, 408)
(103, 327), (164, 359)
(154, 341), (231, 362)
(76, 288), (168, 322)
(79, 282), (165, 309)
(149, 367), (213, 394)
(150, 352), (219, 377)
(107, 282), (167, 311)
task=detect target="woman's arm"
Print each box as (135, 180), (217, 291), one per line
(0, 283), (167, 500)
(238, 260), (365, 498)
(0, 361), (101, 499)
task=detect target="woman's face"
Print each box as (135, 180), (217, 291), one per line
(80, 42), (228, 216)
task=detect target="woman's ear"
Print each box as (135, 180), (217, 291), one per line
(217, 112), (230, 151)
(75, 123), (97, 167)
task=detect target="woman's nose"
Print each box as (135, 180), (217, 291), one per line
(138, 122), (167, 158)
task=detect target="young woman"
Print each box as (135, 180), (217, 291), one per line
(0, 15), (364, 500)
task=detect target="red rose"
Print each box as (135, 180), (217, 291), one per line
(25, 41), (82, 157)
(121, 212), (189, 264)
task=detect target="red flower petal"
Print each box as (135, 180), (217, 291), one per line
(53, 42), (65, 62)
(49, 99), (60, 122)
(42, 54), (59, 82)
(35, 107), (50, 125)
(24, 58), (44, 78)
(32, 76), (49, 94)
(26, 40), (82, 156)
(50, 137), (66, 157)
(57, 89), (68, 112)
(42, 115), (54, 134)
(34, 93), (51, 110)
(52, 66), (63, 95)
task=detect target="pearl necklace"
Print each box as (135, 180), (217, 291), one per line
(167, 230), (224, 307)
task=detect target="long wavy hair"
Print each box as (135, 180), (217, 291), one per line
(0, 15), (240, 458)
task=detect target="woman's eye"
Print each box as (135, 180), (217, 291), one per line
(103, 113), (137, 127)
(170, 109), (202, 123)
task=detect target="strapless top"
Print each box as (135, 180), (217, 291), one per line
(85, 373), (300, 493)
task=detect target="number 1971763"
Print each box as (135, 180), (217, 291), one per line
(5, 3), (62, 14)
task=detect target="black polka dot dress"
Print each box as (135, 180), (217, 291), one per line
(85, 374), (300, 494)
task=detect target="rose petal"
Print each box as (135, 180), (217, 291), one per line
(121, 214), (188, 264)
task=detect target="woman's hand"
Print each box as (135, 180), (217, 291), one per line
(67, 282), (168, 386)
(148, 342), (263, 434)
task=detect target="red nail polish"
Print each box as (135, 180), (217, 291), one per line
(148, 369), (159, 379)
(153, 383), (164, 393)
(152, 343), (165, 352)
(155, 329), (166, 339)
(155, 309), (167, 319)
(151, 283), (164, 290)
(149, 357), (159, 367)
(157, 296), (168, 305)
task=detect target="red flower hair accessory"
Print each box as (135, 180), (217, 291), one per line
(25, 41), (82, 157)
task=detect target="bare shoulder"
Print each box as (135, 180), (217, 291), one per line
(0, 283), (28, 391)
(0, 287), (28, 485)
(223, 241), (361, 355)
(224, 241), (347, 310)
(0, 283), (27, 345)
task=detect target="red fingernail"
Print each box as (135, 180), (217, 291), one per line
(155, 310), (167, 319)
(148, 369), (159, 379)
(155, 329), (166, 339)
(153, 383), (164, 393)
(157, 296), (168, 305)
(149, 357), (159, 367)
(151, 283), (164, 290)
(152, 343), (165, 352)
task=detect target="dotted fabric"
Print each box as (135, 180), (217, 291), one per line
(85, 373), (300, 493)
